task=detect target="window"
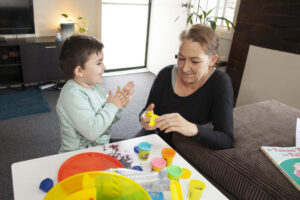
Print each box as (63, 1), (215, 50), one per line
(195, 0), (238, 31)
(101, 0), (150, 71)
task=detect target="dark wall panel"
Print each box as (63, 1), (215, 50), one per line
(227, 0), (300, 97)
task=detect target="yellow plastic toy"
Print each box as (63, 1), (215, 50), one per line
(44, 171), (151, 200)
(170, 180), (183, 200)
(146, 111), (160, 127)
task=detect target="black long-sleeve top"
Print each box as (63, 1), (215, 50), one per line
(141, 65), (234, 150)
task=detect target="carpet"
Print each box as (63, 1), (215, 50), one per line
(0, 89), (51, 120)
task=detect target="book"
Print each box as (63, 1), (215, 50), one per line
(261, 146), (300, 191)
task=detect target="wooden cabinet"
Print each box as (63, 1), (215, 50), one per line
(0, 37), (65, 85)
(0, 44), (22, 84)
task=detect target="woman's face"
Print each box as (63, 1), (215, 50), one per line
(177, 39), (217, 86)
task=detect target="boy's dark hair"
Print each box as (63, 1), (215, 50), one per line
(59, 35), (104, 79)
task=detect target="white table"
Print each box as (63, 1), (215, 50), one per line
(12, 134), (227, 200)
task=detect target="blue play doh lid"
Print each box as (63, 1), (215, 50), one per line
(134, 145), (139, 153)
(132, 165), (143, 171)
(138, 142), (152, 151)
(39, 178), (53, 192)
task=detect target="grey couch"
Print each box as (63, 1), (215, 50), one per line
(172, 100), (300, 199)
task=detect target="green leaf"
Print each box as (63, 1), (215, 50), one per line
(61, 14), (68, 18)
(225, 20), (230, 30)
(209, 20), (217, 31)
(78, 16), (83, 20)
(82, 19), (88, 24)
(79, 28), (86, 33)
(198, 5), (204, 12)
(187, 14), (194, 25)
(197, 14), (203, 23)
(215, 16), (235, 30)
(203, 10), (207, 20)
(206, 8), (215, 17)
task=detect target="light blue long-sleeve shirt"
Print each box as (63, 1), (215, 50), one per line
(56, 80), (122, 153)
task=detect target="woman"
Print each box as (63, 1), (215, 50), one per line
(139, 24), (234, 150)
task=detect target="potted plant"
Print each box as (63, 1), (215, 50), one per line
(61, 13), (88, 34)
(186, 6), (235, 31)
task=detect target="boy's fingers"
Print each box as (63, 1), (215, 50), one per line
(109, 90), (113, 97)
(123, 81), (135, 91)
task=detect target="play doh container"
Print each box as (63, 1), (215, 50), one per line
(162, 148), (176, 166)
(138, 142), (152, 161)
(167, 165), (183, 181)
(188, 179), (206, 200)
(151, 157), (166, 172)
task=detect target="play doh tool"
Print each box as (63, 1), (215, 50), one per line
(170, 180), (183, 200)
(106, 168), (168, 192)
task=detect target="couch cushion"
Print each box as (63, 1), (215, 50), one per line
(172, 100), (300, 199)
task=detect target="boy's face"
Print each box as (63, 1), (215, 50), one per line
(81, 51), (106, 85)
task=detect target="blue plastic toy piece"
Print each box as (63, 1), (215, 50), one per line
(39, 178), (53, 192)
(132, 165), (143, 171)
(148, 192), (164, 200)
(134, 145), (139, 153)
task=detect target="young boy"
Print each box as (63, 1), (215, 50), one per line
(57, 35), (134, 153)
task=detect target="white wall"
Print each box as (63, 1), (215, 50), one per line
(147, 0), (235, 75)
(218, 36), (233, 62)
(237, 45), (300, 109)
(3, 0), (98, 39)
(146, 0), (188, 75)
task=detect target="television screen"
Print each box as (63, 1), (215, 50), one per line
(0, 0), (35, 34)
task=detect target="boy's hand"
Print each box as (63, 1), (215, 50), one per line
(106, 89), (125, 109)
(106, 81), (134, 109)
(119, 81), (135, 107)
(140, 103), (156, 130)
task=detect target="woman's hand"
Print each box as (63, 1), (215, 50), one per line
(140, 103), (156, 131)
(154, 113), (198, 137)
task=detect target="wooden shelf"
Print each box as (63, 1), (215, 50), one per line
(0, 36), (65, 85)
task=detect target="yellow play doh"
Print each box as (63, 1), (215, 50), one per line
(146, 111), (160, 127)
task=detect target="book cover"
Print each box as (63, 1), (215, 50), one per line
(261, 146), (300, 191)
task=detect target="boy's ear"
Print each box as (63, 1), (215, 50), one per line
(74, 66), (84, 78)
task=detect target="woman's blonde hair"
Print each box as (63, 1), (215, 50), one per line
(180, 24), (219, 57)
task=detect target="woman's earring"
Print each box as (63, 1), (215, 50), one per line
(175, 54), (178, 59)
